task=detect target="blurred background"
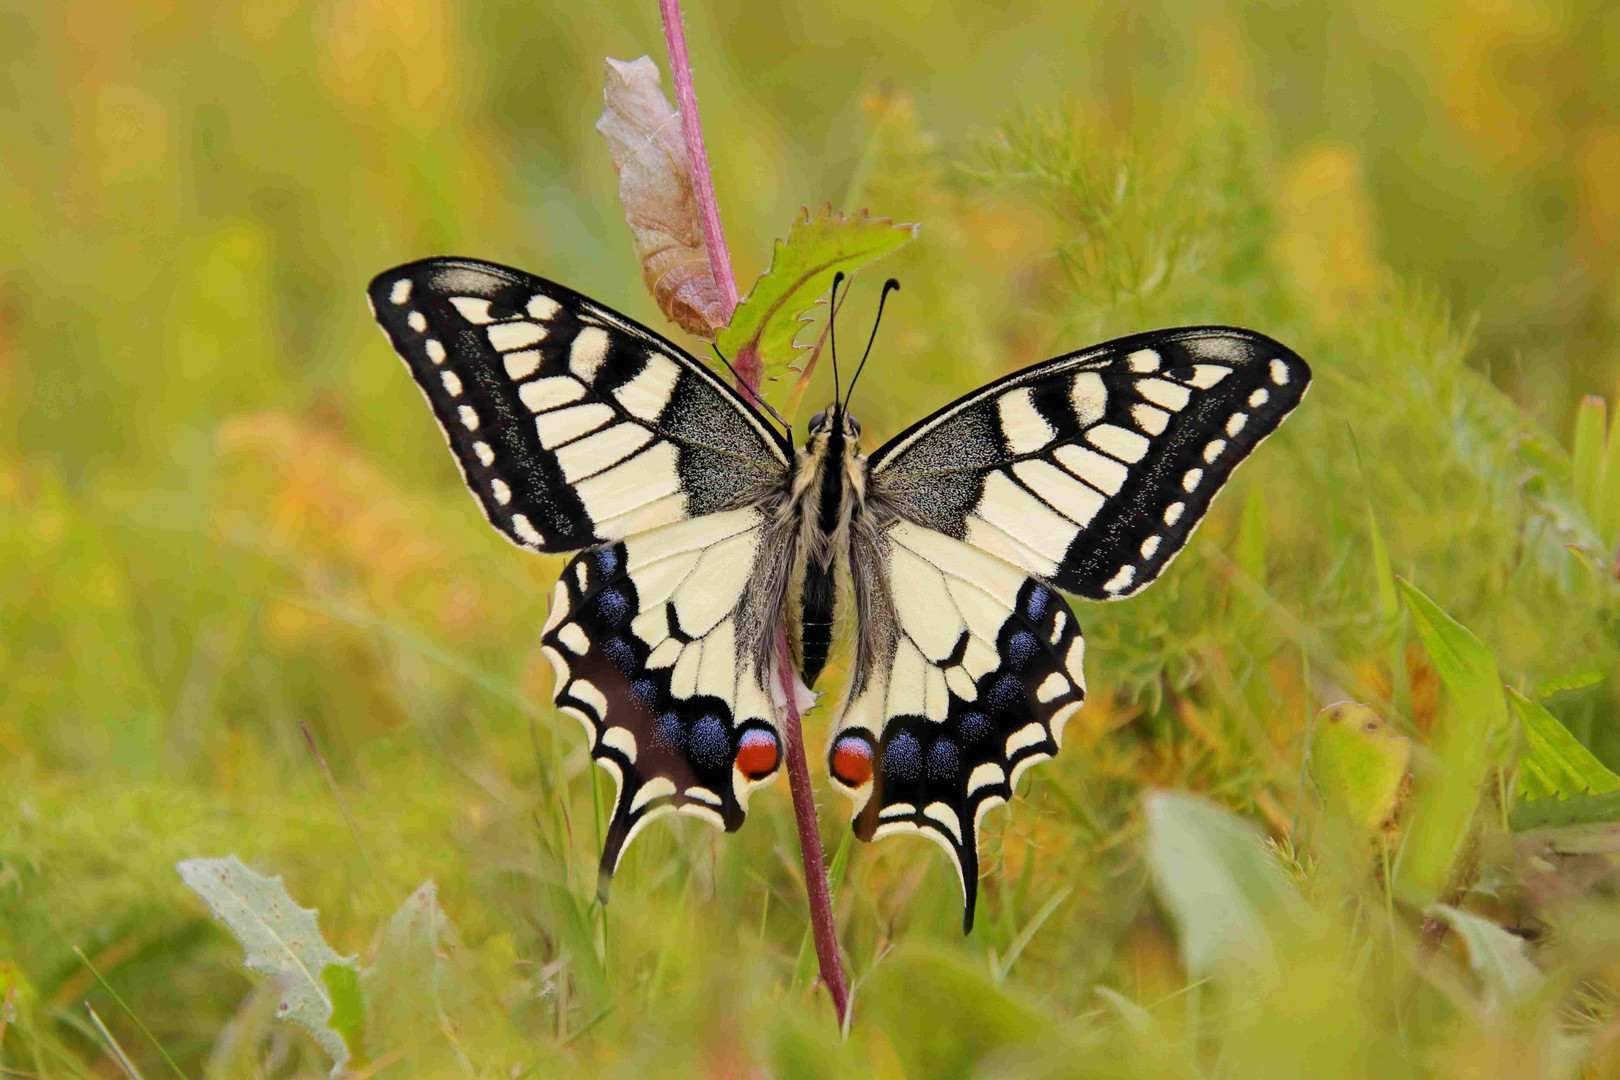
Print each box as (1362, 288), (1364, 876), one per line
(5, 0), (1620, 1076)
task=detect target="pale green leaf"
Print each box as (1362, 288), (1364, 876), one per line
(362, 880), (473, 1074)
(1395, 579), (1510, 900)
(1511, 688), (1620, 804)
(1309, 702), (1411, 838)
(715, 205), (916, 393)
(1143, 791), (1312, 979)
(1428, 905), (1541, 1009)
(176, 855), (355, 1076)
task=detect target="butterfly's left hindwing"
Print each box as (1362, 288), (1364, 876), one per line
(540, 509), (787, 894)
(827, 521), (1085, 932)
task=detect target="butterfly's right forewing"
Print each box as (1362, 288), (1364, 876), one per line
(368, 258), (791, 553)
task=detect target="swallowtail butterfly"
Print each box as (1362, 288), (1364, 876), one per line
(368, 257), (1310, 931)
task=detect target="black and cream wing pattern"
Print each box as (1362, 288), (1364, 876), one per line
(827, 328), (1310, 929)
(367, 258), (794, 891)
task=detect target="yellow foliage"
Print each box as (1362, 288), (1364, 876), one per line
(1274, 142), (1378, 325)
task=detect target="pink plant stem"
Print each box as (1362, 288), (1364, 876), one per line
(658, 0), (739, 318)
(658, 0), (850, 1026)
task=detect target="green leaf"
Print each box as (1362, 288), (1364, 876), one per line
(1143, 791), (1313, 979)
(1510, 688), (1620, 804)
(1395, 579), (1510, 900)
(1427, 905), (1541, 1009)
(1572, 395), (1606, 520)
(362, 880), (472, 1073)
(862, 948), (1047, 1078)
(176, 855), (356, 1076)
(716, 205), (916, 394)
(1308, 702), (1411, 838)
(1511, 792), (1620, 830)
(321, 964), (366, 1070)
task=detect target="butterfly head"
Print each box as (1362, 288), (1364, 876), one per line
(805, 406), (861, 447)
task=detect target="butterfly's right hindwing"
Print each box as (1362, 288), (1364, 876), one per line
(368, 258), (790, 554)
(541, 509), (790, 893)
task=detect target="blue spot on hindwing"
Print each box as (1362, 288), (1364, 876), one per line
(1005, 630), (1039, 671)
(601, 637), (637, 675)
(690, 715), (730, 768)
(956, 711), (991, 744)
(595, 546), (620, 577)
(1025, 584), (1051, 622)
(986, 674), (1026, 714)
(652, 712), (686, 753)
(882, 731), (922, 782)
(631, 679), (659, 709)
(596, 588), (628, 627)
(926, 739), (959, 781)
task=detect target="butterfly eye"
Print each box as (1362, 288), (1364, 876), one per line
(847, 415), (861, 437)
(810, 409), (827, 431)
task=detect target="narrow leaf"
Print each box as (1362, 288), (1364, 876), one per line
(1572, 395), (1606, 519)
(715, 205), (916, 394)
(1510, 688), (1620, 803)
(176, 856), (355, 1076)
(1395, 580), (1510, 900)
(596, 56), (726, 337)
(1308, 702), (1411, 838)
(1347, 427), (1397, 624)
(1601, 400), (1620, 543)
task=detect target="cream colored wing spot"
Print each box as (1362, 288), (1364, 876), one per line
(998, 386), (1055, 455)
(388, 278), (412, 304)
(450, 296), (497, 324)
(488, 322), (546, 352)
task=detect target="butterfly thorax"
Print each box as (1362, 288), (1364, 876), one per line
(793, 408), (867, 686)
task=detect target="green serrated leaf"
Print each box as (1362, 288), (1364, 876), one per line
(1395, 579), (1510, 900)
(1511, 792), (1620, 830)
(716, 205), (916, 396)
(1309, 702), (1411, 838)
(1427, 904), (1541, 1009)
(1510, 688), (1620, 805)
(176, 855), (355, 1076)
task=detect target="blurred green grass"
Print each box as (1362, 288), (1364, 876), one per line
(5, 0), (1620, 1077)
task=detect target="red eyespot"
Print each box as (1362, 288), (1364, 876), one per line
(831, 735), (874, 787)
(736, 729), (779, 779)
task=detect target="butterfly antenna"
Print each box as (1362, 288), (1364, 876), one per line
(710, 342), (791, 434)
(843, 278), (900, 412)
(828, 271), (845, 418)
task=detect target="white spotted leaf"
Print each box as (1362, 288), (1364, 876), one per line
(177, 855), (357, 1076)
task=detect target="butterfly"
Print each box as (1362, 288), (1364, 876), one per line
(367, 257), (1311, 931)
